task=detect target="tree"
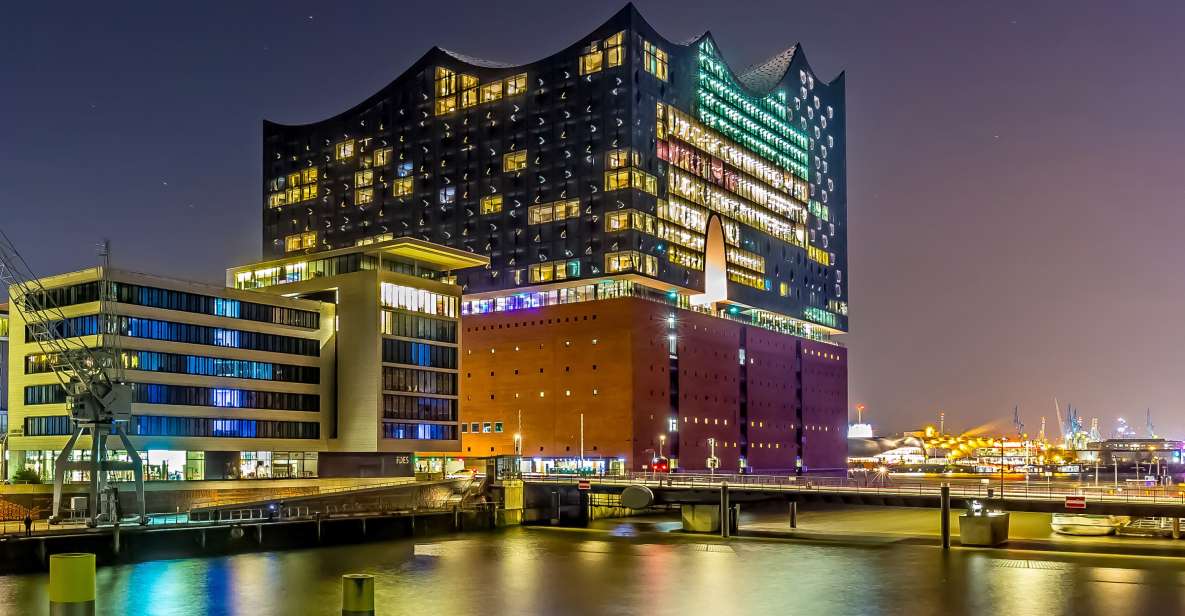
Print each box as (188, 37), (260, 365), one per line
(11, 468), (41, 484)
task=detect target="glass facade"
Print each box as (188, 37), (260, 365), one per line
(24, 383), (318, 412)
(32, 315), (320, 356)
(258, 5), (846, 332)
(23, 414), (320, 439)
(25, 350), (318, 384)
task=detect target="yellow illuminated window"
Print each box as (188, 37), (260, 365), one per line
(301, 184), (318, 201)
(605, 251), (657, 275)
(435, 67), (456, 97)
(643, 40), (668, 81)
(285, 231), (317, 252)
(529, 262), (555, 283)
(480, 81), (502, 103)
(505, 73), (527, 96)
(480, 194), (503, 214)
(286, 187), (302, 203)
(605, 169), (630, 191)
(780, 282), (790, 297)
(287, 172), (301, 187)
(374, 148), (391, 167)
(606, 31), (625, 67)
(503, 150), (527, 172)
(301, 167), (318, 184)
(267, 193), (286, 208)
(355, 187), (374, 205)
(335, 139), (355, 160)
(527, 200), (579, 224)
(301, 231), (317, 249)
(434, 96), (456, 116)
(461, 75), (479, 108)
(606, 148), (638, 169)
(632, 169), (657, 195)
(355, 170), (373, 187)
(606, 210), (630, 231)
(392, 177), (413, 197)
(528, 203), (553, 224)
(579, 49), (603, 75)
(284, 234), (301, 252)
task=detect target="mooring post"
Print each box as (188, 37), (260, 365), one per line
(1173, 516), (1181, 540)
(789, 500), (798, 529)
(341, 574), (375, 616)
(719, 482), (730, 539)
(49, 553), (96, 615)
(940, 483), (951, 550)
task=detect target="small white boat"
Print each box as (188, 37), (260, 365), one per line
(1051, 513), (1131, 536)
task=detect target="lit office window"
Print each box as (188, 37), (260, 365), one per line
(503, 150), (527, 172)
(505, 73), (527, 96)
(393, 177), (413, 197)
(605, 31), (625, 67)
(335, 139), (355, 160)
(480, 194), (503, 214)
(642, 40), (668, 81)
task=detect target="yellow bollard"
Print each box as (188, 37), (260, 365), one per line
(49, 553), (96, 615)
(341, 573), (375, 616)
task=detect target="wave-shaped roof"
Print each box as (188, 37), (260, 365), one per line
(737, 45), (799, 93)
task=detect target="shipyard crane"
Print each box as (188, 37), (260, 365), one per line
(0, 230), (146, 527)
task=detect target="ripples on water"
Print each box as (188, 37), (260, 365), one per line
(2, 521), (1184, 615)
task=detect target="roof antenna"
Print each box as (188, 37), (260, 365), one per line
(97, 239), (111, 269)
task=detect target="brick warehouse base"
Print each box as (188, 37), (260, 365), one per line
(454, 297), (846, 473)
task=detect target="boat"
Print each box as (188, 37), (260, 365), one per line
(1050, 513), (1131, 536)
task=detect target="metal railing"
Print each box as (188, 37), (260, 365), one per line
(523, 472), (1185, 507)
(187, 477), (422, 511)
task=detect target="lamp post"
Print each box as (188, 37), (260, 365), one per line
(658, 434), (666, 460)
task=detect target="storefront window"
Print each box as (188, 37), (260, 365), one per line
(186, 451), (205, 480)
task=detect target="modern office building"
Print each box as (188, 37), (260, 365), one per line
(6, 268), (333, 481)
(260, 5), (848, 473)
(228, 238), (485, 466)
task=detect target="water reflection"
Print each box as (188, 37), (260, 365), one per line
(2, 522), (1185, 615)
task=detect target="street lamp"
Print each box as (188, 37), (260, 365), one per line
(658, 434), (667, 459)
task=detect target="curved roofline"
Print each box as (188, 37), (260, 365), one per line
(264, 3), (843, 129)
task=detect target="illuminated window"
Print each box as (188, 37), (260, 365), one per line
(335, 139), (355, 160)
(528, 199), (580, 224)
(606, 210), (630, 232)
(434, 96), (456, 116)
(604, 168), (656, 195)
(287, 172), (301, 187)
(605, 169), (630, 191)
(355, 187), (374, 205)
(480, 81), (503, 103)
(605, 251), (657, 275)
(460, 74), (479, 108)
(505, 73), (527, 96)
(285, 231), (317, 252)
(606, 31), (625, 67)
(267, 193), (286, 208)
(579, 43), (603, 75)
(286, 187), (301, 203)
(301, 184), (317, 201)
(480, 194), (503, 214)
(374, 148), (392, 167)
(355, 170), (373, 187)
(642, 40), (668, 81)
(396, 161), (413, 178)
(301, 167), (318, 184)
(435, 67), (456, 97)
(780, 282), (790, 297)
(392, 177), (413, 197)
(503, 150), (527, 172)
(530, 262), (554, 283)
(439, 186), (456, 204)
(606, 148), (638, 169)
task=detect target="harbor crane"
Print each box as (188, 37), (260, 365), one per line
(0, 230), (146, 526)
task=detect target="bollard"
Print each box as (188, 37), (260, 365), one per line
(49, 553), (96, 615)
(940, 484), (951, 550)
(342, 574), (375, 616)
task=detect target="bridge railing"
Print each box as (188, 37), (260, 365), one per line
(522, 473), (1185, 506)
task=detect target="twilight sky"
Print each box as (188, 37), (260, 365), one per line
(3, 1), (1184, 437)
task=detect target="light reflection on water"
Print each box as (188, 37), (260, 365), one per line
(2, 522), (1184, 615)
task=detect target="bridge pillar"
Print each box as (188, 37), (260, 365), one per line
(940, 484), (951, 550)
(789, 501), (797, 529)
(680, 504), (721, 533)
(1174, 517), (1181, 540)
(720, 483), (731, 539)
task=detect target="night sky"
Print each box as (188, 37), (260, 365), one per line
(3, 1), (1184, 437)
